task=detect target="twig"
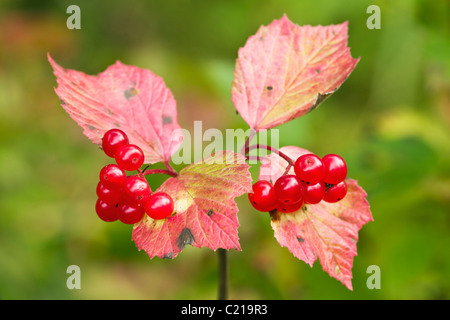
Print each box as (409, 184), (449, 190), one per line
(217, 248), (228, 300)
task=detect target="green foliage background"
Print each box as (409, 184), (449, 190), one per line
(0, 0), (449, 299)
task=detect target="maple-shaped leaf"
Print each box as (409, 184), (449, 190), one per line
(259, 146), (372, 290)
(48, 54), (183, 165)
(232, 15), (360, 130)
(132, 151), (252, 259)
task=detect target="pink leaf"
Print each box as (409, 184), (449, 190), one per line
(260, 146), (373, 290)
(232, 15), (360, 130)
(48, 54), (183, 165)
(132, 151), (252, 259)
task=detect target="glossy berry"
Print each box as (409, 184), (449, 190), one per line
(96, 181), (123, 205)
(123, 176), (151, 205)
(95, 198), (119, 222)
(274, 175), (304, 204)
(294, 153), (325, 184)
(99, 164), (127, 189)
(118, 202), (145, 224)
(248, 180), (277, 212)
(323, 180), (348, 203)
(115, 144), (145, 171)
(303, 181), (326, 204)
(322, 154), (347, 184)
(276, 199), (304, 213)
(144, 192), (174, 220)
(102, 129), (129, 158)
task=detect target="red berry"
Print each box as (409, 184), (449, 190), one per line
(144, 192), (174, 220)
(276, 199), (304, 213)
(95, 198), (119, 222)
(123, 176), (151, 205)
(248, 180), (277, 212)
(303, 181), (326, 204)
(99, 164), (126, 189)
(115, 144), (145, 171)
(274, 175), (304, 204)
(96, 181), (123, 205)
(322, 154), (347, 184)
(294, 153), (325, 184)
(102, 129), (129, 158)
(323, 180), (348, 203)
(118, 202), (145, 224)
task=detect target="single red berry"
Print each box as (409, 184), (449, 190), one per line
(303, 181), (326, 204)
(95, 198), (119, 222)
(115, 144), (145, 171)
(323, 180), (348, 203)
(274, 175), (304, 204)
(118, 202), (145, 224)
(322, 154), (347, 184)
(99, 164), (127, 189)
(122, 175), (151, 205)
(248, 180), (277, 212)
(102, 129), (129, 158)
(294, 153), (325, 184)
(276, 198), (304, 213)
(144, 192), (174, 220)
(96, 181), (123, 205)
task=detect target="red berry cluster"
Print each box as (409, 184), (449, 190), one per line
(95, 129), (174, 224)
(248, 153), (348, 213)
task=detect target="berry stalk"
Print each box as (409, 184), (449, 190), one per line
(244, 142), (294, 176)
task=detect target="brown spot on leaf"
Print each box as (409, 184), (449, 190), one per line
(266, 86), (273, 91)
(163, 116), (172, 124)
(315, 68), (321, 74)
(124, 87), (139, 100)
(306, 89), (337, 114)
(162, 252), (174, 259)
(269, 209), (279, 221)
(297, 237), (304, 243)
(176, 228), (195, 250)
(206, 209), (214, 217)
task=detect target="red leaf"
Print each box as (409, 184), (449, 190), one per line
(48, 54), (183, 165)
(132, 151), (252, 259)
(260, 146), (373, 290)
(232, 15), (359, 130)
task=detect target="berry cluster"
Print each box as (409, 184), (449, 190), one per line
(248, 153), (348, 213)
(95, 129), (174, 224)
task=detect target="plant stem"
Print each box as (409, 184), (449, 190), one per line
(164, 161), (178, 176)
(240, 130), (256, 156)
(217, 248), (228, 300)
(141, 169), (178, 177)
(246, 144), (294, 165)
(282, 162), (294, 175)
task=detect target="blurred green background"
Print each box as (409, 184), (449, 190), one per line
(0, 0), (449, 300)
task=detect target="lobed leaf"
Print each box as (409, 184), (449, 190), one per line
(232, 15), (359, 130)
(259, 146), (373, 290)
(49, 54), (183, 165)
(132, 151), (252, 259)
